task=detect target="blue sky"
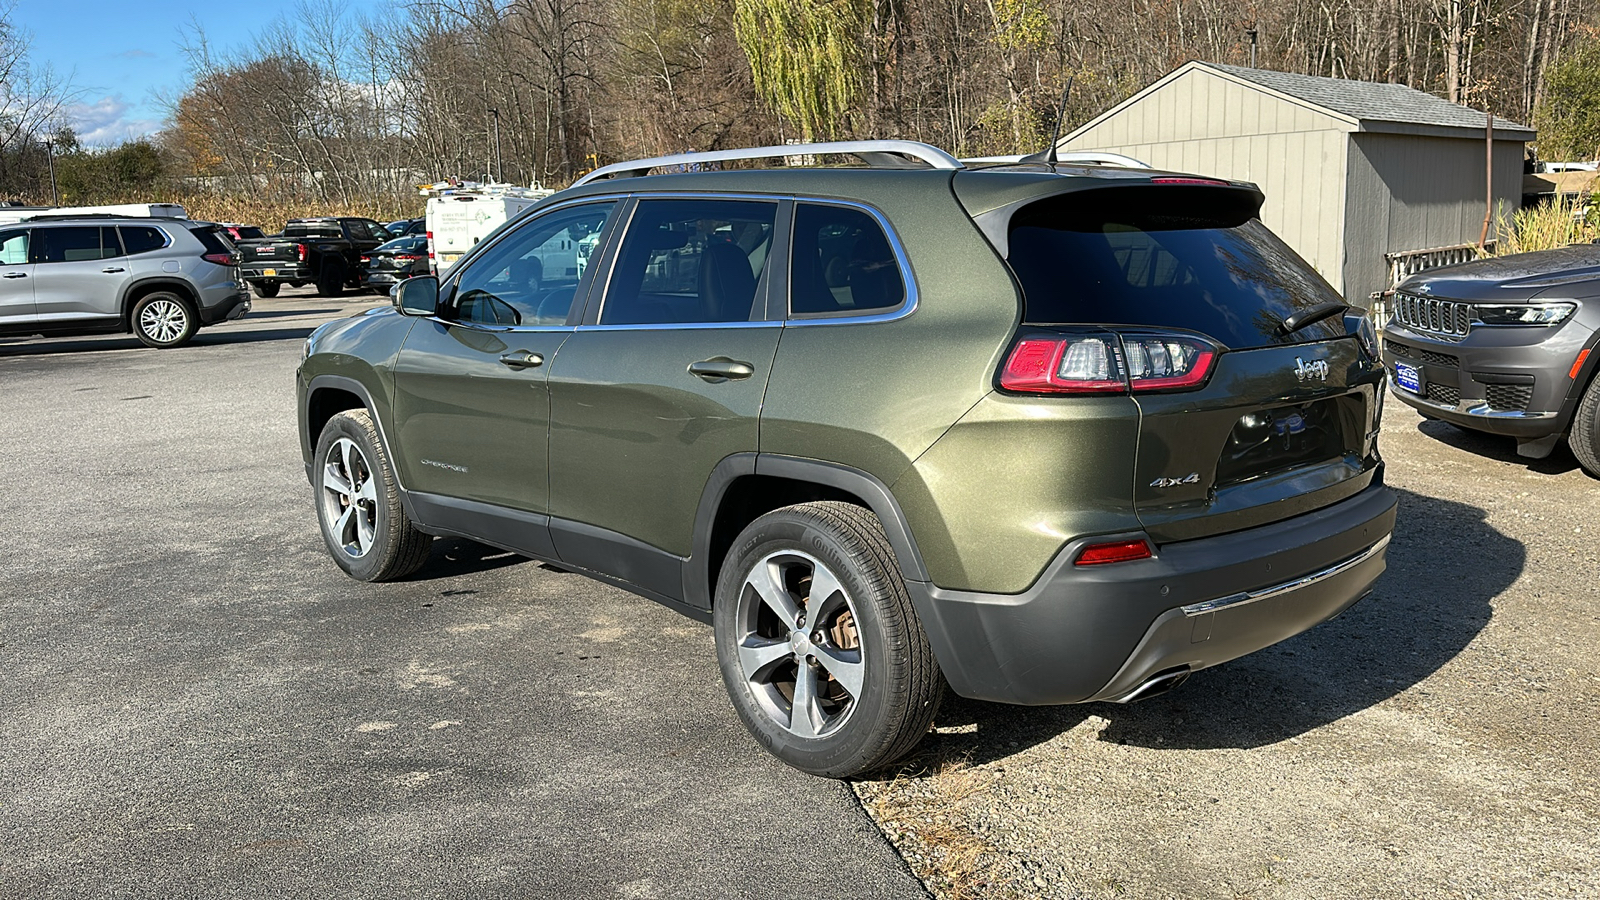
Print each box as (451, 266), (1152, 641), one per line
(15, 0), (384, 147)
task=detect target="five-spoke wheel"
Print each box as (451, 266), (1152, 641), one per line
(714, 501), (943, 777)
(312, 410), (432, 581)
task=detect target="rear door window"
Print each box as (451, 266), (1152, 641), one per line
(600, 198), (777, 325)
(789, 203), (904, 316)
(36, 226), (122, 263)
(1006, 188), (1346, 349)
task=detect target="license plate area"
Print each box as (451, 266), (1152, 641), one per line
(1394, 362), (1421, 394)
(264, 268), (277, 277)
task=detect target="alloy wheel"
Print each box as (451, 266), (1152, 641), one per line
(138, 299), (188, 344)
(733, 550), (865, 739)
(320, 437), (378, 558)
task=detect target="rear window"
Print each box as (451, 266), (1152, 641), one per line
(191, 226), (234, 254)
(1006, 189), (1345, 348)
(284, 223), (343, 238)
(120, 226), (169, 255)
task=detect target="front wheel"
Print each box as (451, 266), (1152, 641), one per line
(1569, 372), (1600, 478)
(312, 410), (432, 581)
(713, 501), (943, 777)
(130, 292), (197, 348)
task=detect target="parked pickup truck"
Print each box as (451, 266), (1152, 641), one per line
(237, 216), (394, 297)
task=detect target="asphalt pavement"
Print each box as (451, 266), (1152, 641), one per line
(0, 292), (929, 900)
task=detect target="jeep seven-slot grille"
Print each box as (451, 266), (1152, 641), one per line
(1384, 339), (1460, 369)
(1393, 292), (1472, 341)
(1426, 383), (1462, 406)
(1485, 383), (1533, 412)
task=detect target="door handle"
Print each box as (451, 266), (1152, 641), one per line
(102, 267), (126, 274)
(688, 358), (755, 382)
(1, 272), (25, 279)
(499, 350), (544, 370)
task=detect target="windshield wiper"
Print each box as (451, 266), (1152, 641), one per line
(1277, 301), (1351, 337)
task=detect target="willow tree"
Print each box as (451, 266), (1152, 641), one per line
(734, 0), (868, 142)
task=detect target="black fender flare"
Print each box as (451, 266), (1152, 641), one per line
(303, 374), (404, 490)
(684, 452), (931, 608)
(119, 277), (200, 326)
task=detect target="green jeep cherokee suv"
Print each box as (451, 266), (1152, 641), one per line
(296, 141), (1397, 776)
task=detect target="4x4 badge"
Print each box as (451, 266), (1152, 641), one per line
(1150, 473), (1200, 488)
(1295, 357), (1330, 382)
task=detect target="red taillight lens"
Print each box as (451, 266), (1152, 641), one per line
(1000, 335), (1125, 393)
(394, 254), (420, 261)
(202, 252), (233, 266)
(1001, 332), (1216, 395)
(360, 255), (370, 263)
(1074, 539), (1153, 566)
(297, 244), (308, 262)
(425, 231), (434, 260)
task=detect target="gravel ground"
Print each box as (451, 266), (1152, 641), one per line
(856, 390), (1600, 900)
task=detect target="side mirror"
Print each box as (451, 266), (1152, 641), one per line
(394, 275), (440, 317)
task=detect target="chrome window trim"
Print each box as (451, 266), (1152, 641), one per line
(783, 197), (918, 327)
(1181, 534), (1391, 617)
(593, 193), (786, 328)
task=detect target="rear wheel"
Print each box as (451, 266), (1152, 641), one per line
(252, 281), (280, 298)
(1569, 374), (1600, 478)
(130, 292), (197, 348)
(713, 501), (942, 777)
(313, 410), (432, 581)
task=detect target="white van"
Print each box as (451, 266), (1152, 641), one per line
(422, 182), (554, 276)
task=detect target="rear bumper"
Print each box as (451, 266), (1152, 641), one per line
(199, 292), (251, 325)
(907, 482), (1397, 705)
(241, 265), (311, 282)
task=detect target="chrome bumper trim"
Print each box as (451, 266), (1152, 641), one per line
(1181, 534), (1392, 617)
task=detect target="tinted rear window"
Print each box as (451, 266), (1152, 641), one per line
(120, 226), (169, 255)
(191, 226), (233, 254)
(1006, 189), (1345, 348)
(36, 226), (122, 262)
(284, 223), (342, 238)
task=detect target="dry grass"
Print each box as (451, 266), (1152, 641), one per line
(171, 192), (425, 229)
(1495, 193), (1599, 254)
(857, 756), (1018, 900)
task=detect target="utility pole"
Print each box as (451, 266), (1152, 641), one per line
(1246, 27), (1259, 68)
(43, 139), (59, 205)
(489, 108), (502, 183)
(1478, 107), (1494, 252)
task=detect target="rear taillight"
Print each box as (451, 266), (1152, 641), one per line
(1000, 332), (1216, 395)
(360, 255), (370, 263)
(1151, 176), (1231, 186)
(1074, 539), (1153, 566)
(425, 231), (434, 260)
(394, 254), (421, 261)
(297, 244), (308, 262)
(202, 251), (234, 266)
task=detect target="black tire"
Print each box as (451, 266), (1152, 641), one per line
(713, 501), (942, 777)
(252, 281), (281, 298)
(315, 262), (344, 297)
(1569, 372), (1600, 478)
(312, 410), (432, 581)
(129, 292), (198, 348)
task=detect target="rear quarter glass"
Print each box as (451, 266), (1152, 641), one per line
(1006, 188), (1346, 350)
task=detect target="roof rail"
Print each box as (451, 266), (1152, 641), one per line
(22, 213), (191, 222)
(573, 140), (964, 187)
(960, 151), (1152, 169)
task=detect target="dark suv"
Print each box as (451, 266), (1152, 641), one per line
(296, 141), (1397, 776)
(0, 214), (248, 348)
(1381, 244), (1600, 475)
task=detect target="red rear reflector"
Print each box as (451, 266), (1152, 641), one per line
(1151, 176), (1231, 186)
(1074, 539), (1153, 566)
(1572, 349), (1592, 380)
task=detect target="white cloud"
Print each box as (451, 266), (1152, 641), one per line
(66, 96), (161, 148)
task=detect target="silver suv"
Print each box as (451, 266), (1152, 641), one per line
(0, 215), (250, 348)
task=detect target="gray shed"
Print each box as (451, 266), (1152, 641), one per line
(1059, 61), (1535, 304)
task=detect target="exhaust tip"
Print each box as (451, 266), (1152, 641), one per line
(1114, 666), (1192, 703)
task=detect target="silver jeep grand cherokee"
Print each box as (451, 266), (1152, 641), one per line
(0, 214), (250, 348)
(1381, 244), (1600, 476)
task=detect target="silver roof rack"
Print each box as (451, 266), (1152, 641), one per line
(572, 140), (965, 187)
(960, 151), (1152, 169)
